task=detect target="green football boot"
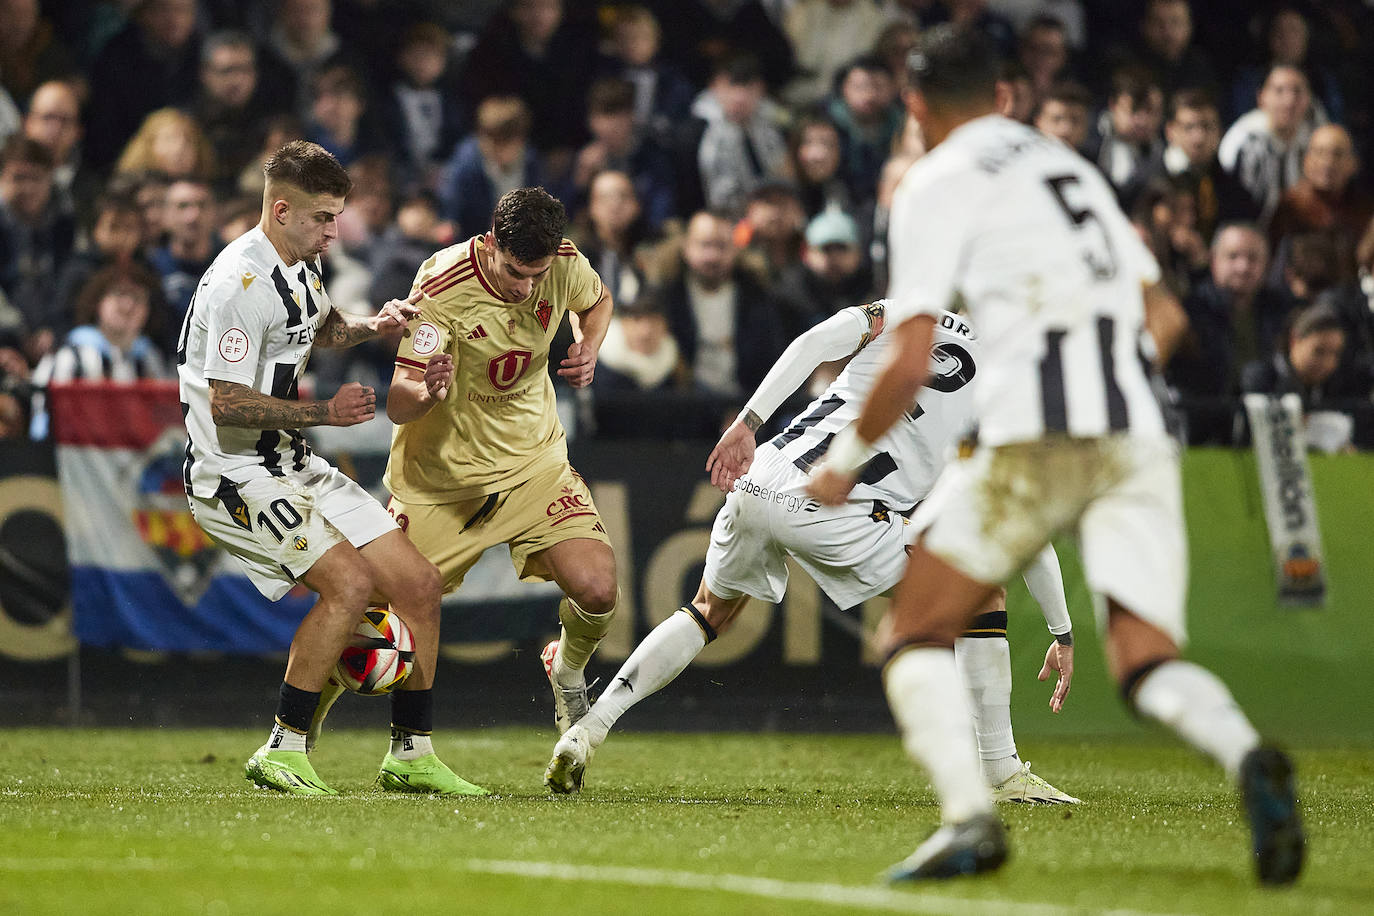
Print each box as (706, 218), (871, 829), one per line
(244, 745), (338, 796)
(376, 752), (490, 796)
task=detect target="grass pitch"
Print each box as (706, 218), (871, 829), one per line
(0, 729), (1369, 915)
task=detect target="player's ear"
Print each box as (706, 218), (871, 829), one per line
(272, 197), (290, 224)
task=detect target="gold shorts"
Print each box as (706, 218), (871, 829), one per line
(387, 462), (610, 593)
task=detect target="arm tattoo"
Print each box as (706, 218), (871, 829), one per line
(209, 379), (330, 428)
(741, 409), (764, 432)
(314, 309), (376, 349)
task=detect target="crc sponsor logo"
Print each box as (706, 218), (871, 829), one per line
(488, 348), (533, 391)
(547, 485), (590, 517)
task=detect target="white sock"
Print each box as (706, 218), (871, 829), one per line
(1133, 660), (1260, 780)
(268, 722), (306, 753)
(884, 647), (995, 824)
(954, 636), (1019, 784)
(389, 731), (434, 761)
(581, 611), (707, 746)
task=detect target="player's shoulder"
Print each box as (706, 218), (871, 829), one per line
(202, 229), (279, 298)
(551, 237), (591, 275)
(416, 237), (480, 299)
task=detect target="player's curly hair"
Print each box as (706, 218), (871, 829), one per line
(492, 187), (567, 263)
(262, 140), (352, 197)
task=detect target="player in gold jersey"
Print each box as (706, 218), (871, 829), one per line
(385, 187), (618, 748)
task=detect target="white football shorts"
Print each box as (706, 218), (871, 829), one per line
(189, 464), (397, 600)
(704, 445), (912, 609)
(913, 435), (1187, 645)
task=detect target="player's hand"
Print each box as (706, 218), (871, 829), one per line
(424, 353), (453, 402)
(558, 340), (597, 388)
(371, 290), (424, 334)
(1038, 638), (1074, 713)
(705, 421), (756, 493)
(806, 463), (858, 506)
(327, 381), (376, 426)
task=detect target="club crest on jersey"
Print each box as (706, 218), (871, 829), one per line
(292, 536), (309, 551)
(488, 348), (533, 391)
(311, 273), (322, 292)
(535, 298), (552, 330)
(411, 322), (441, 356)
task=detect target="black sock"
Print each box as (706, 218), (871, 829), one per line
(390, 688), (433, 736)
(275, 682), (320, 734)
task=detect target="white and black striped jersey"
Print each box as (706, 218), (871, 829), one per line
(176, 226), (333, 499)
(770, 304), (978, 512)
(887, 114), (1165, 446)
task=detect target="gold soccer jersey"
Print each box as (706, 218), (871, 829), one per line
(385, 235), (603, 503)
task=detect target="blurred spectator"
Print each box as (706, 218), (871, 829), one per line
(593, 287), (685, 392)
(438, 95), (545, 239)
(0, 0), (77, 106)
(148, 176), (216, 344)
(781, 0), (888, 108)
(1219, 64), (1322, 227)
(873, 112), (926, 291)
(0, 330), (30, 439)
(235, 114), (306, 198)
(0, 135), (74, 357)
(600, 5), (695, 143)
(53, 191), (153, 338)
(334, 154), (392, 262)
(788, 110), (853, 221)
(307, 61), (388, 168)
(1242, 302), (1354, 453)
(572, 170), (650, 308)
(827, 55), (903, 207)
(379, 22), (464, 191)
(21, 80), (93, 216)
(920, 0), (1017, 57)
(652, 0), (795, 93)
(85, 0), (201, 170)
(263, 0), (349, 121)
(1033, 81), (1091, 153)
(1122, 89), (1257, 240)
(114, 108), (217, 182)
(1169, 223), (1289, 406)
(1130, 0), (1217, 95)
(737, 181), (807, 286)
(1276, 231), (1342, 316)
(685, 54), (790, 216)
(191, 31), (285, 194)
(216, 195), (261, 244)
(30, 261), (170, 438)
(776, 205), (874, 333)
(1129, 177), (1208, 298)
(1228, 6), (1344, 127)
(1268, 125), (1373, 279)
(996, 59), (1036, 123)
(460, 0), (600, 160)
(1086, 65), (1164, 196)
(873, 20), (920, 90)
(986, 0), (1087, 49)
(656, 209), (784, 395)
(368, 190), (449, 305)
(571, 78), (676, 232)
(0, 86), (19, 148)
(1016, 14), (1070, 102)
(104, 169), (172, 256)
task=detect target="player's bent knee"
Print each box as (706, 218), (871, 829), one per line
(571, 577), (618, 615)
(559, 593), (617, 640)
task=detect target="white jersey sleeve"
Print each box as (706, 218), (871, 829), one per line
(742, 304), (876, 423)
(886, 155), (983, 326)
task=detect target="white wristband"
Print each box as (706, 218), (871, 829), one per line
(825, 425), (877, 473)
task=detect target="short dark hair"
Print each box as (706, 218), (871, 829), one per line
(906, 26), (1000, 106)
(74, 262), (161, 328)
(1167, 87), (1217, 121)
(201, 29), (255, 65)
(1290, 302), (1344, 340)
(713, 52), (764, 86)
(0, 135), (56, 171)
(262, 140), (351, 197)
(492, 187), (567, 262)
(1110, 64), (1161, 107)
(1042, 80), (1094, 110)
(587, 77), (636, 116)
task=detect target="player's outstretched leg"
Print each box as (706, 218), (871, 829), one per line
(246, 683), (339, 796)
(546, 589), (735, 793)
(955, 631), (1079, 804)
(1112, 604), (1304, 884)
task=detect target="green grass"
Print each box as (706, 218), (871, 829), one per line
(0, 729), (1370, 915)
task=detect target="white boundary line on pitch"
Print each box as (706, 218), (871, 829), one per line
(458, 858), (1191, 916)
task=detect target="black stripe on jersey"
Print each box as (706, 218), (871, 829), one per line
(1097, 316), (1129, 431)
(772, 395), (844, 449)
(857, 451), (899, 487)
(255, 430), (284, 476)
(792, 432), (836, 471)
(1039, 330), (1069, 433)
(176, 290), (197, 366)
(269, 363), (299, 400)
(181, 401), (195, 495)
(296, 267), (319, 319)
(286, 429), (309, 472)
(271, 266), (304, 327)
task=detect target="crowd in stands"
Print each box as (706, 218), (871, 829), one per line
(2, 0), (1373, 449)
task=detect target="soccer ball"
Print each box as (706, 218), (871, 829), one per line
(333, 608), (415, 695)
